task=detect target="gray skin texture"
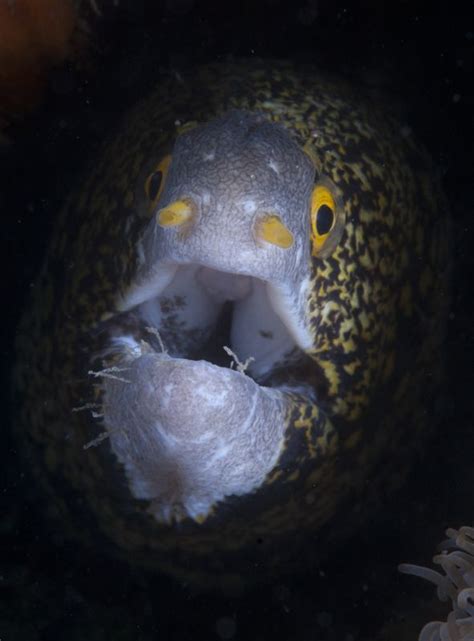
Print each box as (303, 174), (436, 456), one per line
(104, 111), (317, 523)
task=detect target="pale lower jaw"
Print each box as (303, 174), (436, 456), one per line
(102, 344), (288, 524)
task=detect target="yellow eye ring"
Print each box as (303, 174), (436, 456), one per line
(145, 154), (172, 206)
(310, 178), (345, 257)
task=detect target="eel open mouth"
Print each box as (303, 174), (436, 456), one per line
(131, 262), (303, 380)
(99, 258), (313, 524)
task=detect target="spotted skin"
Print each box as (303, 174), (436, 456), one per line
(14, 61), (449, 585)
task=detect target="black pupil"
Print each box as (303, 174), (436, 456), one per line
(148, 170), (163, 200)
(316, 204), (334, 236)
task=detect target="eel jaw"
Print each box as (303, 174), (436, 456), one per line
(101, 258), (312, 524)
(103, 350), (288, 523)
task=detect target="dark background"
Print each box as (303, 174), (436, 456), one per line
(1, 1), (473, 639)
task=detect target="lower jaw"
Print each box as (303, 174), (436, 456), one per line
(98, 319), (293, 525)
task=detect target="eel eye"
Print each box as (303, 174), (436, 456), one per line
(145, 155), (172, 207)
(310, 180), (344, 257)
(315, 203), (335, 236)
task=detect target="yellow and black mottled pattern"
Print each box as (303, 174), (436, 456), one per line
(14, 60), (449, 585)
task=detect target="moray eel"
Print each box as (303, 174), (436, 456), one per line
(14, 61), (449, 586)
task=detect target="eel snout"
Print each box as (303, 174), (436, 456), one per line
(103, 352), (287, 523)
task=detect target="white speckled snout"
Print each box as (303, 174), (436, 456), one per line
(103, 351), (288, 523)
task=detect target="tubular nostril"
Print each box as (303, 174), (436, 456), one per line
(255, 214), (294, 249)
(157, 199), (195, 228)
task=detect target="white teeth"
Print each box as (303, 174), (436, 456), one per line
(110, 335), (143, 358)
(118, 263), (178, 311)
(266, 279), (313, 350)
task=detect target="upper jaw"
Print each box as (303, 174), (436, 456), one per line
(116, 212), (314, 368)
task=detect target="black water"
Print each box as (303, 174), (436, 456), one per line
(2, 2), (473, 640)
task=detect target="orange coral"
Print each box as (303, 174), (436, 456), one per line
(0, 0), (76, 119)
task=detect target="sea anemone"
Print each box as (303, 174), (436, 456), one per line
(399, 526), (474, 641)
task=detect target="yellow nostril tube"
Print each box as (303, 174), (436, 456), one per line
(157, 200), (193, 227)
(256, 215), (294, 249)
